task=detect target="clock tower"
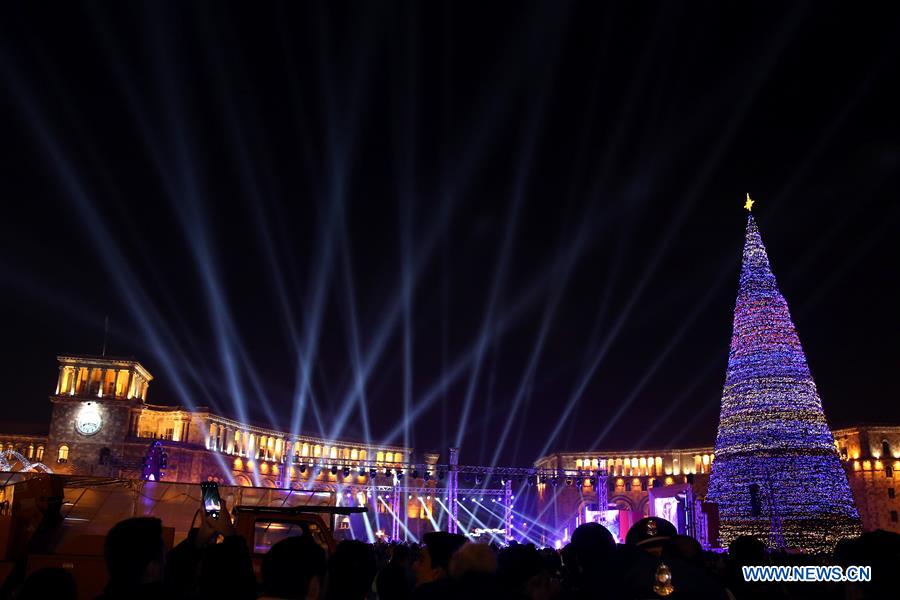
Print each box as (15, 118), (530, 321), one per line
(47, 354), (153, 476)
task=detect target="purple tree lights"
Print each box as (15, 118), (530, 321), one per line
(706, 210), (860, 553)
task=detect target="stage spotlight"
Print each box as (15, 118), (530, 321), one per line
(343, 467), (351, 478)
(465, 473), (472, 482)
(370, 468), (378, 478)
(565, 478), (573, 486)
(424, 471), (431, 481)
(438, 470), (445, 480)
(475, 475), (483, 485)
(527, 476), (535, 486)
(412, 470), (419, 479)
(384, 469), (392, 477)
(575, 478), (583, 487)
(299, 465), (307, 474)
(359, 467), (367, 476)
(550, 478), (558, 487)
(331, 466), (338, 476)
(397, 470), (404, 478)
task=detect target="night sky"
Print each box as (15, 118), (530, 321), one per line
(1, 1), (898, 466)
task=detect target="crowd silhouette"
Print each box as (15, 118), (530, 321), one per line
(8, 506), (899, 600)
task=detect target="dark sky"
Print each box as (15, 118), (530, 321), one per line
(1, 1), (899, 466)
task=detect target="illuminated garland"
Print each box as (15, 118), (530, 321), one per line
(707, 215), (861, 554)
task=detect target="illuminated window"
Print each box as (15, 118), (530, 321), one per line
(103, 370), (117, 396)
(36, 446), (44, 461)
(115, 370), (129, 397)
(57, 445), (69, 463)
(27, 444), (34, 459)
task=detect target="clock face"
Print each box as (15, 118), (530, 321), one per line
(75, 402), (103, 436)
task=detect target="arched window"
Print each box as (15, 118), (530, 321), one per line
(58, 445), (69, 463)
(27, 444), (34, 459)
(883, 439), (892, 459)
(36, 446), (44, 461)
(99, 447), (111, 465)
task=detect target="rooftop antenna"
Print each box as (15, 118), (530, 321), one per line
(101, 315), (109, 356)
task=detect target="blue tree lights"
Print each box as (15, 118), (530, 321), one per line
(707, 210), (860, 553)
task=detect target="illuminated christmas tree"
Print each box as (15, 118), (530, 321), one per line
(706, 198), (860, 553)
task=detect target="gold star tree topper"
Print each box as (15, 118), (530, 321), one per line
(744, 193), (755, 212)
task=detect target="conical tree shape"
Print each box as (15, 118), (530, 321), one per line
(707, 214), (860, 553)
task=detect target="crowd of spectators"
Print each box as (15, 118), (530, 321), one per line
(7, 504), (899, 600)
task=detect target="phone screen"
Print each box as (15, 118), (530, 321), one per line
(201, 482), (222, 518)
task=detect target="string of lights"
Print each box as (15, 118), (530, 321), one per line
(707, 211), (861, 553)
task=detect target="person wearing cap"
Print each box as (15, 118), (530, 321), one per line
(625, 517), (678, 557)
(621, 518), (729, 599)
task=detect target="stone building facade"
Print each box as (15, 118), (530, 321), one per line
(533, 428), (900, 539)
(833, 425), (900, 534)
(6, 355), (411, 491)
(1, 354), (898, 542)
